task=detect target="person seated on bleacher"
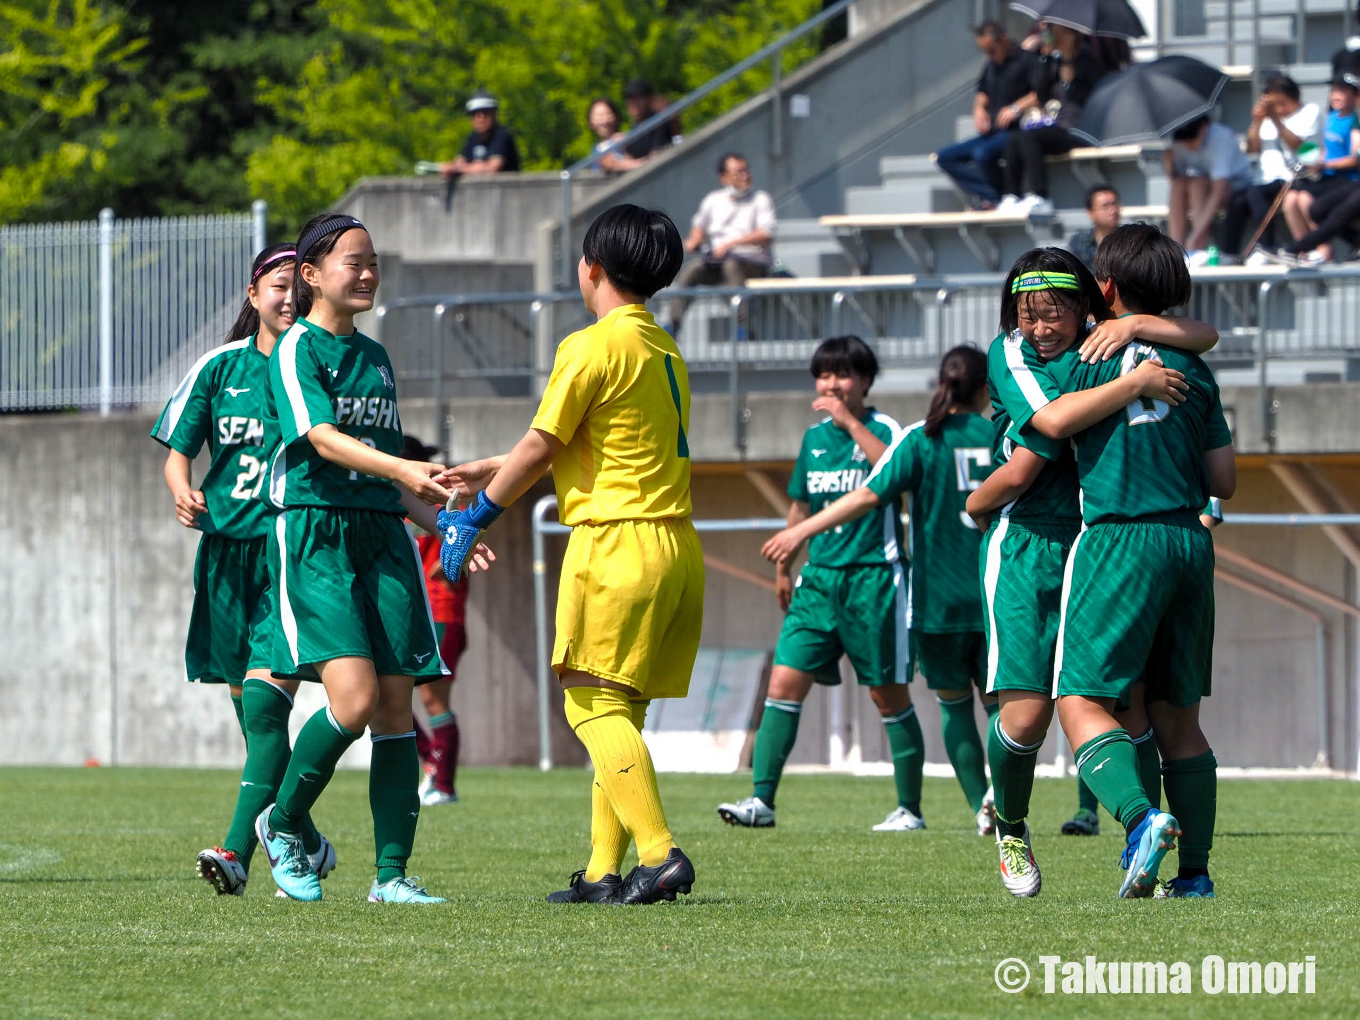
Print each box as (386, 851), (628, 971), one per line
(1279, 73), (1360, 263)
(995, 24), (1107, 217)
(1224, 75), (1320, 257)
(933, 22), (1043, 211)
(1067, 184), (1121, 270)
(441, 91), (521, 177)
(664, 153), (776, 337)
(1165, 115), (1255, 263)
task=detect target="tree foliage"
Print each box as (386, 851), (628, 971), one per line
(1, 0), (824, 232)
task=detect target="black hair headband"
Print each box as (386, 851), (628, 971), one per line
(297, 215), (365, 262)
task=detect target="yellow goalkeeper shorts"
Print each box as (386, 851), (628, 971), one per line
(552, 517), (705, 700)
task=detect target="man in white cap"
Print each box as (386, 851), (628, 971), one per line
(441, 90), (520, 176)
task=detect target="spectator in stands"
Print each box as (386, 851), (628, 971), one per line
(664, 153), (776, 336)
(934, 22), (1042, 210)
(441, 90), (520, 177)
(1225, 75), (1320, 256)
(1067, 184), (1121, 270)
(586, 98), (626, 173)
(996, 25), (1107, 216)
(1165, 115), (1255, 261)
(604, 79), (683, 172)
(1279, 73), (1360, 263)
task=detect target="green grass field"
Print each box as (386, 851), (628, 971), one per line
(2, 767), (1357, 1019)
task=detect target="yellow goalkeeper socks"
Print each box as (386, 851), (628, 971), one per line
(583, 699), (652, 881)
(566, 687), (675, 868)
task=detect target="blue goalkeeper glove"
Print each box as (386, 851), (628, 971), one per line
(437, 490), (504, 583)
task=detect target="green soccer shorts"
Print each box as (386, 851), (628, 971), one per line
(185, 534), (273, 684)
(268, 506), (447, 683)
(1055, 518), (1215, 706)
(980, 517), (1079, 696)
(773, 562), (911, 686)
(913, 631), (987, 691)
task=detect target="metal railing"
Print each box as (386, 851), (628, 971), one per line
(556, 0), (859, 286)
(0, 202), (267, 414)
(529, 495), (1360, 771)
(375, 265), (1360, 453)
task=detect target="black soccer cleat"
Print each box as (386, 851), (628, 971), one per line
(546, 869), (623, 904)
(617, 847), (695, 905)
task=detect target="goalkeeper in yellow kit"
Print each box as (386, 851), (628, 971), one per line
(438, 204), (703, 905)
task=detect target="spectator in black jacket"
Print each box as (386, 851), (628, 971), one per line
(1067, 184), (1121, 270)
(441, 90), (520, 177)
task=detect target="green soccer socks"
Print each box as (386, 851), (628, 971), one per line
(269, 707), (359, 835)
(370, 732), (420, 885)
(1133, 727), (1162, 810)
(882, 705), (925, 816)
(752, 699), (802, 808)
(1075, 729), (1153, 835)
(989, 715), (1043, 837)
(230, 690), (247, 742)
(938, 694), (989, 813)
(1162, 750), (1217, 874)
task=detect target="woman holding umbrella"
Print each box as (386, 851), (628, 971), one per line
(996, 23), (1109, 216)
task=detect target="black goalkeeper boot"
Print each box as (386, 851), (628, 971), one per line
(546, 869), (623, 904)
(617, 847), (695, 905)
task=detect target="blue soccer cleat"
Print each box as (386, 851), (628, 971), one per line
(437, 490), (503, 583)
(1118, 809), (1180, 898)
(255, 805), (322, 902)
(1155, 875), (1215, 899)
(368, 876), (446, 904)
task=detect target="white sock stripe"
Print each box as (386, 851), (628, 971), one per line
(259, 679), (294, 706)
(371, 730), (417, 743)
(1130, 727), (1155, 745)
(764, 699), (803, 714)
(936, 694), (973, 707)
(883, 705), (917, 725)
(324, 706), (346, 736)
(994, 718), (1044, 754)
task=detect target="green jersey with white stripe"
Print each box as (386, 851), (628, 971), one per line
(150, 337), (277, 539)
(864, 413), (993, 632)
(788, 409), (905, 567)
(1014, 340), (1233, 525)
(266, 317), (406, 514)
(986, 331), (1081, 524)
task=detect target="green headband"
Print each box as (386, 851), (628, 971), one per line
(1011, 271), (1081, 294)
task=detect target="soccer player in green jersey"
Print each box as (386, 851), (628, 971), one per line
(988, 227), (1236, 898)
(964, 246), (1216, 897)
(254, 213), (490, 904)
(716, 336), (916, 831)
(762, 346), (1002, 833)
(152, 243), (336, 897)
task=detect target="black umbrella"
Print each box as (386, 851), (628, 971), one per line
(1069, 56), (1231, 146)
(1010, 0), (1147, 39)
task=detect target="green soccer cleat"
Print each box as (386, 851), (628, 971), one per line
(255, 805), (321, 902)
(1062, 808), (1100, 836)
(368, 876), (446, 904)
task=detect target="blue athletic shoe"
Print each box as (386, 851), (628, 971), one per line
(1118, 809), (1180, 898)
(1155, 875), (1215, 899)
(437, 490), (503, 583)
(368, 876), (446, 904)
(255, 805), (322, 902)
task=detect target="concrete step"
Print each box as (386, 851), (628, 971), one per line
(880, 154), (944, 183)
(845, 185), (963, 216)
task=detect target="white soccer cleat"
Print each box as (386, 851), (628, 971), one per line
(418, 765), (435, 800)
(196, 847), (247, 896)
(872, 806), (926, 831)
(717, 796), (775, 828)
(420, 788), (459, 807)
(976, 801), (996, 837)
(997, 823), (1042, 897)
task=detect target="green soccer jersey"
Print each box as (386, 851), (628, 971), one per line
(788, 409), (906, 567)
(266, 317), (406, 515)
(986, 331), (1081, 523)
(151, 337), (278, 539)
(864, 413), (994, 632)
(1014, 340), (1233, 525)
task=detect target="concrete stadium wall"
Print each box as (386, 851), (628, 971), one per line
(1, 405), (1356, 774)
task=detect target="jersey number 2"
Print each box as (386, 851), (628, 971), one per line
(664, 354), (690, 459)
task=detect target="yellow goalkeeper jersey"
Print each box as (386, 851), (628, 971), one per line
(531, 303), (693, 526)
